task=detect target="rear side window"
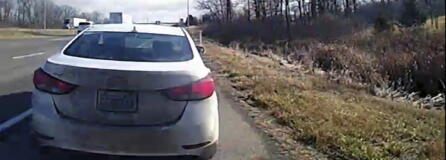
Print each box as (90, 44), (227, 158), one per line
(64, 32), (193, 62)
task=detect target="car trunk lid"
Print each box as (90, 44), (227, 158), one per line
(42, 55), (209, 126)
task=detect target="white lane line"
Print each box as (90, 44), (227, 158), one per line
(12, 52), (46, 60)
(0, 109), (32, 133)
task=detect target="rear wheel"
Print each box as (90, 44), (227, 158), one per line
(31, 133), (54, 160)
(198, 143), (217, 160)
(37, 146), (55, 160)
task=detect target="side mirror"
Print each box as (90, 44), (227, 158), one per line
(197, 46), (205, 55)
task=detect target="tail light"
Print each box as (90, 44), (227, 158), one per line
(163, 76), (215, 101)
(33, 68), (76, 94)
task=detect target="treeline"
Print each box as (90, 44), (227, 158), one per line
(199, 0), (362, 22)
(0, 0), (106, 28)
(198, 0), (445, 31)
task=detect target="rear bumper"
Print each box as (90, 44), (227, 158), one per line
(31, 90), (219, 157)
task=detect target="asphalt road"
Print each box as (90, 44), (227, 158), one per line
(0, 37), (279, 160)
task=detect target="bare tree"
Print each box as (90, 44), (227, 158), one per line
(284, 0), (290, 40)
(226, 0), (232, 22)
(0, 0), (13, 22)
(197, 0), (234, 22)
(197, 0), (225, 22)
(247, 0), (251, 21)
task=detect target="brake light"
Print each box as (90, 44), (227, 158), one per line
(33, 68), (76, 94)
(164, 76), (215, 101)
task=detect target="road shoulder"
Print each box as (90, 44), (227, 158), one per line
(205, 47), (296, 160)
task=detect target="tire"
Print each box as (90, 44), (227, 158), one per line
(31, 133), (54, 160)
(198, 143), (217, 160)
(37, 146), (55, 160)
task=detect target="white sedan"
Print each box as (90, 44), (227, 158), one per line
(32, 24), (219, 160)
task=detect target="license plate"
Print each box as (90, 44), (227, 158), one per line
(97, 90), (137, 112)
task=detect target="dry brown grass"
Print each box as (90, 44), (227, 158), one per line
(204, 20), (445, 97)
(424, 16), (445, 33)
(0, 28), (75, 39)
(205, 42), (445, 160)
(347, 28), (445, 96)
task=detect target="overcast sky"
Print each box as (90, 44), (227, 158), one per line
(52, 0), (203, 23)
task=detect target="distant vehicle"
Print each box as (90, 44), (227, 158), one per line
(63, 18), (88, 29)
(77, 21), (94, 34)
(32, 24), (217, 160)
(109, 12), (133, 24)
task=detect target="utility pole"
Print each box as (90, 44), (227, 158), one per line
(187, 0), (190, 26)
(43, 0), (47, 29)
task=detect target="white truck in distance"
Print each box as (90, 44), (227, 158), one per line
(64, 18), (88, 29)
(77, 21), (94, 34)
(109, 12), (133, 24)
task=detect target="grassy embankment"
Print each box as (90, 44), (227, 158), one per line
(0, 28), (75, 39)
(203, 14), (446, 98)
(205, 42), (445, 160)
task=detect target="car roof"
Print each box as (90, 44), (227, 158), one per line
(87, 24), (185, 36)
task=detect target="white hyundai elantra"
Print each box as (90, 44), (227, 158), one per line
(32, 24), (219, 160)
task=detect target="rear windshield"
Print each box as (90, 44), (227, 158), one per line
(64, 31), (193, 62)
